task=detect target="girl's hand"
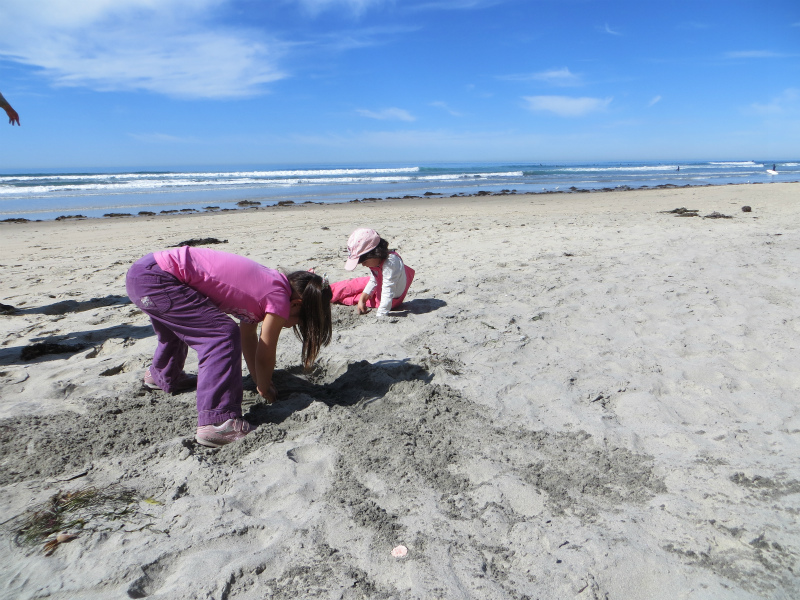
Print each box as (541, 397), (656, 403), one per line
(258, 382), (278, 404)
(357, 292), (371, 315)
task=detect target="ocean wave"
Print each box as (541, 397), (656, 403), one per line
(0, 170), (529, 195)
(560, 165), (680, 172)
(0, 166), (421, 184)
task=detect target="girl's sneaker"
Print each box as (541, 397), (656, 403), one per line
(196, 418), (253, 448)
(143, 368), (197, 393)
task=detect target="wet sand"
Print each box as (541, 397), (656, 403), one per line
(1, 183), (799, 599)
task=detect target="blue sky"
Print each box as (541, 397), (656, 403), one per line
(0, 0), (798, 169)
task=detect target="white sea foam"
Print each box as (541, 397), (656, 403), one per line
(418, 171), (523, 180)
(0, 167), (421, 183)
(561, 165), (680, 172)
(0, 170), (528, 196)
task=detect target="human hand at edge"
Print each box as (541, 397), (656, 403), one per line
(5, 107), (19, 126)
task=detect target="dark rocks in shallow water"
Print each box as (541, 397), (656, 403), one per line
(2, 218), (30, 223)
(172, 238), (228, 247)
(276, 200), (295, 206)
(237, 200), (261, 207)
(423, 191), (442, 196)
(138, 211), (156, 216)
(742, 206), (752, 212)
(103, 213), (132, 218)
(55, 215), (86, 221)
(21, 342), (88, 361)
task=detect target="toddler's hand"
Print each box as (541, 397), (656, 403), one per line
(357, 302), (370, 315)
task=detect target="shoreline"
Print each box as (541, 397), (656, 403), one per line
(1, 179), (793, 224)
(1, 182), (799, 598)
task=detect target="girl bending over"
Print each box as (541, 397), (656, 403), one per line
(126, 247), (332, 447)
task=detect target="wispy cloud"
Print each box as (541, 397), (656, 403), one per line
(648, 95), (662, 107)
(430, 101), (462, 116)
(410, 0), (507, 10)
(603, 23), (621, 36)
(0, 0), (287, 99)
(296, 0), (389, 17)
(750, 88), (799, 115)
(316, 25), (421, 51)
(500, 67), (581, 86)
(724, 50), (789, 59)
(128, 132), (195, 143)
(523, 95), (612, 117)
(356, 107), (416, 121)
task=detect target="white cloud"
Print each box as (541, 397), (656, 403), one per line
(501, 67), (580, 86)
(750, 88), (799, 115)
(603, 23), (621, 35)
(410, 0), (506, 10)
(0, 0), (286, 99)
(523, 95), (612, 117)
(128, 132), (195, 143)
(296, 0), (388, 16)
(430, 101), (462, 116)
(648, 95), (662, 107)
(724, 50), (788, 59)
(356, 107), (416, 121)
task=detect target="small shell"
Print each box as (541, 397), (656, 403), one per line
(391, 545), (408, 558)
(56, 533), (77, 543)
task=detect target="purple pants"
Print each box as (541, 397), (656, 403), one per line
(126, 254), (242, 426)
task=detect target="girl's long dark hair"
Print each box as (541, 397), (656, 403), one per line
(286, 271), (332, 370)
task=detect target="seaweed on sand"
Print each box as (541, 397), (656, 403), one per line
(6, 486), (140, 554)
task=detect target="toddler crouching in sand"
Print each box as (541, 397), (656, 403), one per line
(126, 247), (332, 447)
(330, 228), (414, 317)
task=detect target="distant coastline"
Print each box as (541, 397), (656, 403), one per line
(1, 160), (797, 222)
(1, 179), (794, 224)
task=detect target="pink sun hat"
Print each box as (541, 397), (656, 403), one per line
(345, 228), (380, 270)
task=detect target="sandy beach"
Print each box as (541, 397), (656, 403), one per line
(1, 183), (798, 599)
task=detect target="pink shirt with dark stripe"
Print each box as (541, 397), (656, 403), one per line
(154, 247), (291, 324)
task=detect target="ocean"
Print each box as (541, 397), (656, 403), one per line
(1, 160), (797, 221)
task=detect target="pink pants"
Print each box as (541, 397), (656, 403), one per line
(330, 265), (415, 308)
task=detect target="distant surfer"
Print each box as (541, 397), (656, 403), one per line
(676, 166), (680, 172)
(773, 164), (776, 171)
(0, 91), (19, 126)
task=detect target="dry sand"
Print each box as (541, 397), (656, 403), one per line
(1, 183), (799, 599)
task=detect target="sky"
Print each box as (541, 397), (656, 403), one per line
(0, 0), (798, 169)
